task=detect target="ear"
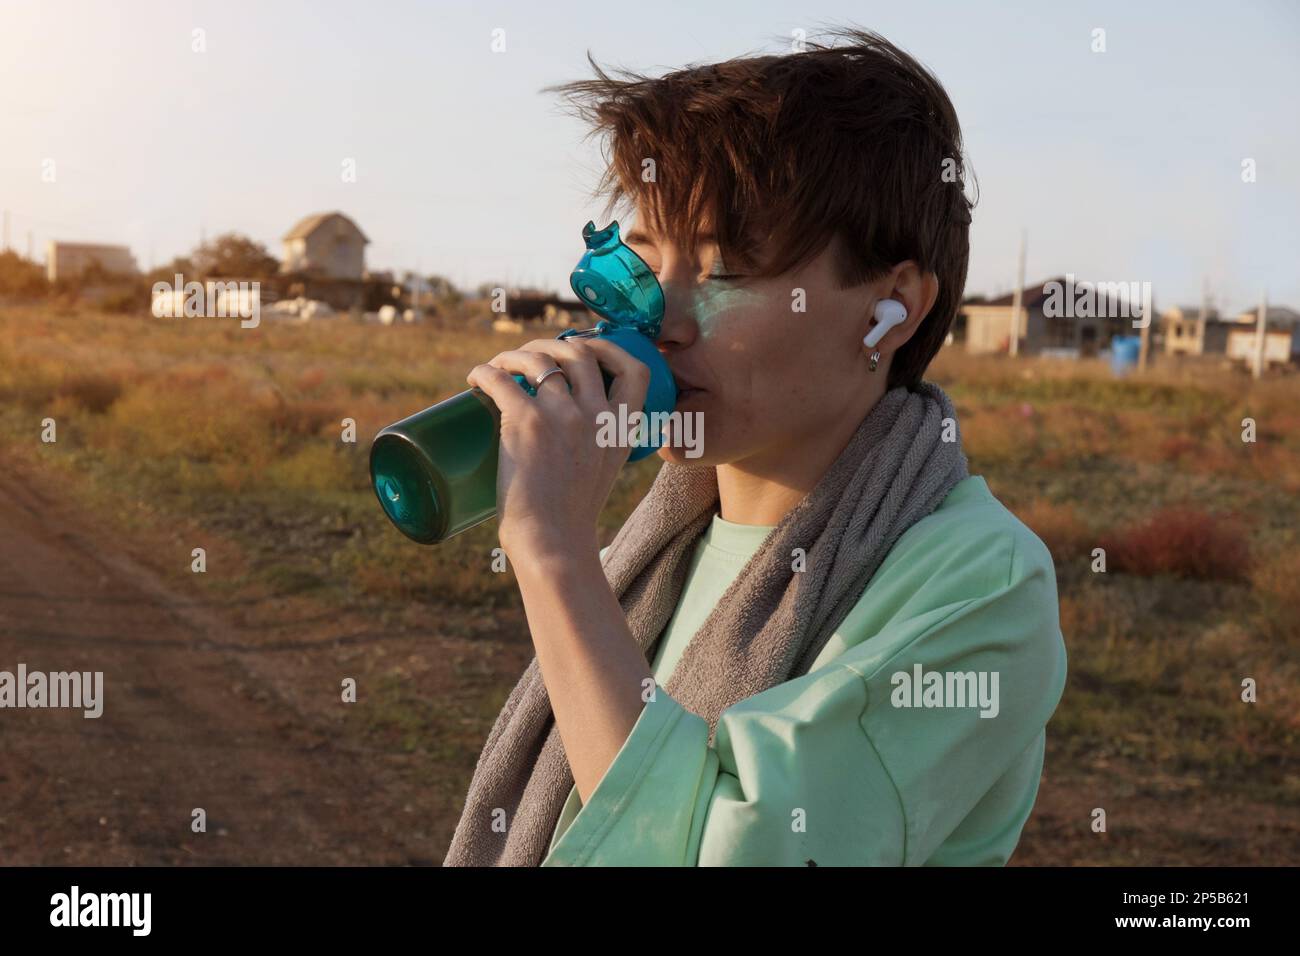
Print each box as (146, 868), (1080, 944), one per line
(864, 262), (940, 354)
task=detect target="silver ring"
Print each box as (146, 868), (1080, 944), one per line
(534, 366), (568, 389)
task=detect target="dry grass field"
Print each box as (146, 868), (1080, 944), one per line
(1, 302), (1296, 864)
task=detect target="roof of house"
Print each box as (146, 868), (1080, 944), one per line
(47, 241), (134, 252)
(283, 211), (370, 244)
(1245, 306), (1300, 326)
(972, 277), (1142, 317)
(1166, 304), (1219, 318)
(1225, 324), (1295, 336)
(977, 277), (1068, 309)
(1228, 308), (1300, 329)
(1164, 306), (1241, 324)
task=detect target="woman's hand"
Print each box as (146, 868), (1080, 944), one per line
(468, 336), (659, 806)
(466, 336), (651, 559)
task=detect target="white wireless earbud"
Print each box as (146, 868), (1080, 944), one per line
(863, 299), (907, 349)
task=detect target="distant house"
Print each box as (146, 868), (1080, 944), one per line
(962, 277), (1115, 357)
(1225, 306), (1300, 368)
(490, 292), (589, 334)
(1233, 305), (1300, 328)
(506, 293), (586, 324)
(46, 241), (138, 282)
(1161, 305), (1243, 357)
(280, 212), (368, 280)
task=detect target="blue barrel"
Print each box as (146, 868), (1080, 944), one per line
(1110, 336), (1141, 376)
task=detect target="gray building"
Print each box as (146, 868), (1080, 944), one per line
(962, 277), (1118, 357)
(46, 241), (138, 282)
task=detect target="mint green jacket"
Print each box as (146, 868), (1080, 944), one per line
(542, 475), (1068, 866)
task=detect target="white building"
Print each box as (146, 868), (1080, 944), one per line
(1225, 307), (1300, 369)
(280, 212), (369, 280)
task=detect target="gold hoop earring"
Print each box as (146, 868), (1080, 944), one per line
(869, 350), (881, 372)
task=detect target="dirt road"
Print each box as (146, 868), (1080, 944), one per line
(0, 451), (524, 865)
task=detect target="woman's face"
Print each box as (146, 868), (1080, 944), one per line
(624, 217), (885, 469)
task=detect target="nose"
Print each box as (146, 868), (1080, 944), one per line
(653, 266), (699, 353)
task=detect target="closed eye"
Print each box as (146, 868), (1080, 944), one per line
(642, 269), (745, 282)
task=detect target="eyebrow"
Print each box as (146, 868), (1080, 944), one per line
(624, 230), (717, 247)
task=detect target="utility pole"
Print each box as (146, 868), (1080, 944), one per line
(407, 263), (423, 322)
(1196, 276), (1209, 353)
(1138, 304), (1151, 372)
(1137, 278), (1154, 372)
(1008, 229), (1026, 357)
(1252, 291), (1268, 379)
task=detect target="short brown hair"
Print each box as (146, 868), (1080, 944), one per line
(546, 27), (975, 390)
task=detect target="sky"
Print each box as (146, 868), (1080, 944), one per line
(1, 0), (1297, 312)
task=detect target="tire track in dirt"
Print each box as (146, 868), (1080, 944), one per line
(0, 451), (434, 865)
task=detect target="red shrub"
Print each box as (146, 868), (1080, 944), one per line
(1156, 435), (1200, 462)
(1099, 506), (1252, 582)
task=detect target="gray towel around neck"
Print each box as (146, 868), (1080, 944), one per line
(442, 380), (969, 866)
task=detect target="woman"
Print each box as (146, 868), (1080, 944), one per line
(443, 28), (1067, 866)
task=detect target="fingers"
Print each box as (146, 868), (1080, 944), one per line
(502, 340), (605, 408)
(578, 337), (651, 418)
(466, 362), (533, 417)
(469, 337), (653, 446)
(485, 349), (572, 399)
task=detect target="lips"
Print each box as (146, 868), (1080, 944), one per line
(670, 369), (703, 392)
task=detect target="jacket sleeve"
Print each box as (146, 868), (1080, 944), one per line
(545, 528), (1067, 866)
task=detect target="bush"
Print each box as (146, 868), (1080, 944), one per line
(1015, 498), (1094, 560)
(1250, 538), (1300, 645)
(100, 285), (148, 314)
(0, 250), (48, 297)
(264, 397), (342, 440)
(57, 372), (123, 414)
(1098, 505), (1252, 581)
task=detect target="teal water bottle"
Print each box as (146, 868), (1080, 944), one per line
(369, 221), (677, 545)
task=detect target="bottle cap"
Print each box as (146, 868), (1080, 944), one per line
(569, 221), (665, 338)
